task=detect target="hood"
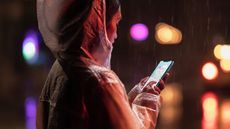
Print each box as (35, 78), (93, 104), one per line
(37, 0), (114, 68)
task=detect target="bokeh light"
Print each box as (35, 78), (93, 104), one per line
(156, 24), (173, 43)
(202, 92), (218, 123)
(130, 23), (149, 41)
(202, 62), (218, 80)
(25, 97), (36, 129)
(220, 59), (230, 72)
(221, 101), (230, 123)
(220, 45), (230, 60)
(155, 22), (182, 45)
(23, 42), (36, 60)
(160, 83), (183, 125)
(22, 30), (39, 64)
(202, 92), (218, 129)
(214, 44), (222, 60)
(220, 100), (230, 128)
(161, 83), (183, 105)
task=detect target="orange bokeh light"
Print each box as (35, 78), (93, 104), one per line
(202, 92), (218, 129)
(221, 101), (230, 124)
(202, 62), (218, 80)
(214, 44), (222, 60)
(155, 23), (182, 45)
(220, 45), (230, 60)
(220, 59), (230, 72)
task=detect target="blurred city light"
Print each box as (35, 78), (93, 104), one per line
(22, 30), (39, 65)
(23, 43), (36, 59)
(214, 44), (222, 60)
(160, 83), (182, 125)
(155, 22), (182, 45)
(156, 25), (172, 43)
(220, 100), (230, 129)
(161, 83), (183, 105)
(202, 92), (218, 129)
(220, 45), (230, 60)
(25, 97), (36, 129)
(130, 23), (149, 41)
(220, 59), (230, 72)
(202, 62), (218, 80)
(202, 92), (218, 122)
(202, 118), (218, 129)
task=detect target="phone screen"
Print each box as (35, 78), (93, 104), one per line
(142, 61), (174, 89)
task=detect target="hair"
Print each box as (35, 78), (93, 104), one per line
(106, 0), (121, 23)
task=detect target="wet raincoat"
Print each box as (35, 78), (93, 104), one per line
(36, 0), (161, 129)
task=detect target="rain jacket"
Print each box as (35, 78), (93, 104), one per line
(36, 0), (161, 129)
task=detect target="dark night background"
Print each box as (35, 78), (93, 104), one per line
(1, 0), (230, 129)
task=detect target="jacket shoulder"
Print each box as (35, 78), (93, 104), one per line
(39, 60), (68, 102)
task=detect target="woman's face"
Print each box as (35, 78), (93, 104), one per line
(106, 10), (122, 44)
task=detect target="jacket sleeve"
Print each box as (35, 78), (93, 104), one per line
(84, 74), (160, 129)
(128, 83), (161, 129)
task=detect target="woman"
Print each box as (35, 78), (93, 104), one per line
(36, 0), (168, 129)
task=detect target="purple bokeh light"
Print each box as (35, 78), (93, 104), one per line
(130, 23), (149, 41)
(25, 97), (36, 129)
(22, 30), (39, 64)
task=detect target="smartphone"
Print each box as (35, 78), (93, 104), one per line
(142, 60), (174, 90)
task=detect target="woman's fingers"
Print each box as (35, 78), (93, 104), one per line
(143, 81), (160, 95)
(157, 79), (165, 90)
(140, 76), (149, 86)
(140, 72), (171, 94)
(143, 78), (167, 94)
(162, 73), (170, 82)
(152, 85), (161, 93)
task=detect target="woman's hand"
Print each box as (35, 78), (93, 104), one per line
(128, 73), (169, 104)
